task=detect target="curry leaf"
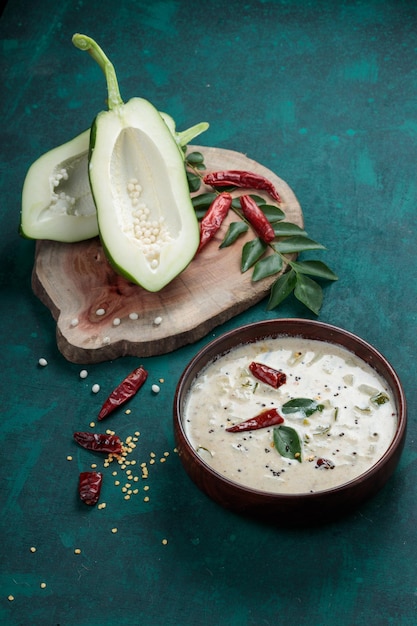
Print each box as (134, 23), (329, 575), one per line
(294, 274), (323, 315)
(282, 398), (325, 417)
(192, 192), (217, 212)
(220, 221), (249, 248)
(273, 223), (307, 237)
(267, 270), (297, 310)
(187, 171), (201, 192)
(241, 238), (267, 272)
(274, 236), (326, 254)
(252, 253), (283, 282)
(273, 426), (302, 462)
(186, 151), (205, 165)
(261, 204), (286, 223)
(290, 260), (338, 281)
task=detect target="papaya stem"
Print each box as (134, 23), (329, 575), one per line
(72, 33), (124, 110)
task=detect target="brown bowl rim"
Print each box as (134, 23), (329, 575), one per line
(174, 318), (407, 502)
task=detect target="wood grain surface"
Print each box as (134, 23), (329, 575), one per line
(32, 146), (303, 363)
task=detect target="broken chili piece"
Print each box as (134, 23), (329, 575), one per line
(98, 365), (148, 420)
(226, 407), (284, 432)
(197, 192), (232, 252)
(249, 361), (287, 388)
(73, 432), (123, 455)
(239, 194), (276, 243)
(203, 170), (282, 203)
(78, 471), (103, 505)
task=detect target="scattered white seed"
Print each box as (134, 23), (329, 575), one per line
(79, 369), (88, 379)
(38, 358), (48, 367)
(96, 308), (106, 316)
(70, 318), (79, 327)
(153, 316), (163, 326)
(92, 384), (100, 394)
(112, 318), (121, 326)
(102, 336), (110, 345)
(129, 312), (139, 320)
(151, 384), (160, 394)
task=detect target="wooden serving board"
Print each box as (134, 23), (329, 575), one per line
(32, 146), (303, 364)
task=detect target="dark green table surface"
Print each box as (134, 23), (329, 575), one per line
(1, 1), (416, 624)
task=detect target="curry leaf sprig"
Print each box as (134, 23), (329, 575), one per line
(185, 151), (338, 316)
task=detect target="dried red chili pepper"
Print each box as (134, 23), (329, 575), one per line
(78, 471), (103, 505)
(203, 170), (282, 203)
(197, 192), (232, 252)
(239, 194), (276, 243)
(73, 432), (123, 455)
(249, 361), (287, 388)
(98, 365), (148, 420)
(226, 407), (284, 432)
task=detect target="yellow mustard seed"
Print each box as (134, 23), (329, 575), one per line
(133, 476), (139, 482)
(111, 528), (118, 534)
(160, 458), (166, 463)
(124, 494), (130, 500)
(7, 595), (14, 602)
(66, 455), (73, 461)
(91, 463), (97, 469)
(90, 422), (95, 428)
(159, 378), (164, 384)
(30, 546), (36, 553)
(144, 496), (150, 502)
(133, 489), (139, 494)
(134, 431), (140, 436)
(150, 452), (156, 458)
(74, 548), (81, 555)
(112, 471), (117, 476)
(164, 452), (170, 457)
(115, 481), (120, 486)
(162, 539), (168, 545)
(143, 485), (150, 491)
(40, 582), (47, 589)
(149, 459), (155, 465)
(125, 409), (131, 415)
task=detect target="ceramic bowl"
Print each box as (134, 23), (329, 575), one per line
(173, 319), (407, 525)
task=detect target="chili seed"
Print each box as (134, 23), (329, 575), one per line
(112, 318), (121, 326)
(38, 358), (48, 367)
(79, 369), (88, 379)
(92, 384), (100, 393)
(152, 384), (160, 394)
(129, 312), (139, 320)
(154, 316), (163, 325)
(96, 308), (106, 316)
